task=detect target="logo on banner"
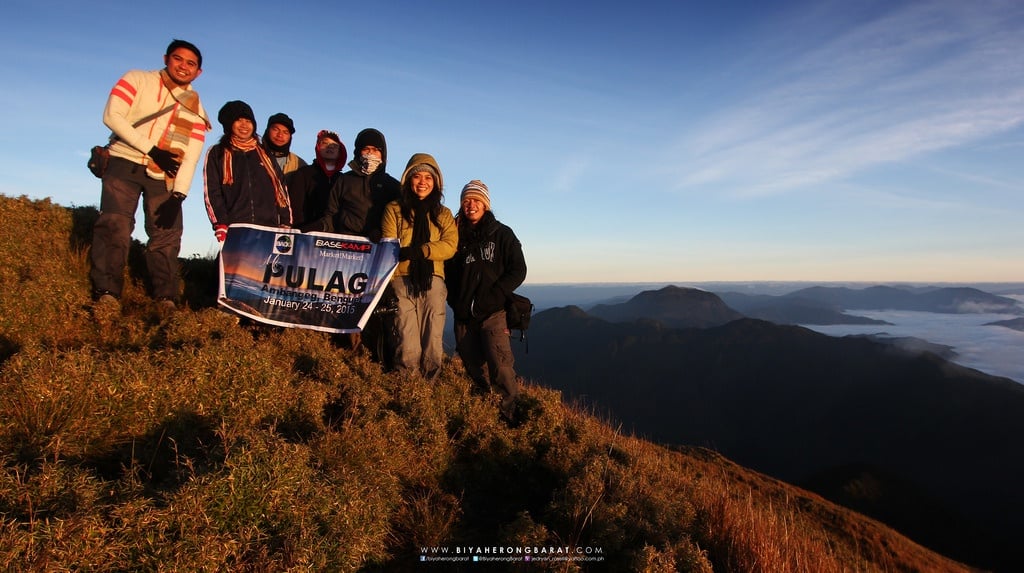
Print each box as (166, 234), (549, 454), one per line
(274, 234), (293, 255)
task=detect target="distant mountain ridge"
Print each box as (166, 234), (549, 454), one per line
(788, 284), (1023, 314)
(514, 286), (1024, 571)
(986, 317), (1024, 332)
(716, 291), (891, 325)
(577, 284), (1023, 328)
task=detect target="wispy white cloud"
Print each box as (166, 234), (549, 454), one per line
(921, 163), (1023, 193)
(551, 154), (592, 194)
(665, 1), (1024, 196)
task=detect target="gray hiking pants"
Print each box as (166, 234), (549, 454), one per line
(392, 275), (448, 378)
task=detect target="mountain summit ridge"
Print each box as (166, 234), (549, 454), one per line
(516, 290), (1024, 571)
(589, 285), (745, 328)
(0, 194), (984, 571)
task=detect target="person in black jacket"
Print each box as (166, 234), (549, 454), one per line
(203, 100), (292, 242)
(304, 127), (399, 240)
(445, 180), (527, 420)
(261, 112), (306, 176)
(306, 128), (402, 360)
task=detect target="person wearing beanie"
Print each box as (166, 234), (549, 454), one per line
(310, 127), (400, 239)
(287, 130), (347, 231)
(89, 39), (210, 313)
(203, 100), (292, 242)
(302, 127), (402, 361)
(262, 112), (307, 176)
(445, 180), (527, 421)
(381, 153), (458, 378)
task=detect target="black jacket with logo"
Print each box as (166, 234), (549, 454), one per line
(445, 211), (527, 323)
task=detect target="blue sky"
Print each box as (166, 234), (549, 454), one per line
(2, 0), (1022, 283)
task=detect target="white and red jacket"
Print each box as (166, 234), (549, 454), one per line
(103, 69), (208, 195)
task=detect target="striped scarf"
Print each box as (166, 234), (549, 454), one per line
(149, 70), (209, 189)
(222, 137), (290, 209)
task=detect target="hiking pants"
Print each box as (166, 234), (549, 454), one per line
(89, 157), (182, 299)
(392, 275), (448, 378)
(454, 310), (520, 403)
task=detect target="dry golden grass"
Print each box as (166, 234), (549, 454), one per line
(0, 194), (976, 572)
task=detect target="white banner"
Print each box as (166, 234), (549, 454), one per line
(218, 224), (399, 333)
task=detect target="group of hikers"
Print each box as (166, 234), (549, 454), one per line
(88, 39), (527, 421)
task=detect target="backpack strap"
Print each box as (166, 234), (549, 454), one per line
(106, 104), (179, 144)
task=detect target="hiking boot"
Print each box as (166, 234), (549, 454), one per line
(94, 293), (121, 311)
(156, 298), (177, 318)
(499, 396), (518, 424)
(92, 292), (121, 322)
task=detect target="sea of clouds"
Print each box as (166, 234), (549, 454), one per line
(802, 308), (1024, 384)
(522, 284), (1024, 385)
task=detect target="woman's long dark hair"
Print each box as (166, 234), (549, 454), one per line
(399, 181), (445, 227)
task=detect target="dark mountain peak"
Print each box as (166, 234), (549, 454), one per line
(632, 285), (718, 302)
(534, 305), (615, 331)
(986, 317), (1024, 331)
(543, 305), (589, 318)
(589, 285), (744, 329)
(514, 302), (1024, 571)
(863, 285), (912, 294)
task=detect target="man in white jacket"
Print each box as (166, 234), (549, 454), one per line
(90, 39), (209, 313)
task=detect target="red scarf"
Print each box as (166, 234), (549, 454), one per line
(316, 156), (341, 178)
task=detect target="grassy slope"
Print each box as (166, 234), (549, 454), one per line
(0, 195), (974, 572)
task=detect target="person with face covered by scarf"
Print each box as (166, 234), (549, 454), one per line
(308, 128), (400, 240)
(297, 128), (402, 362)
(203, 100), (292, 243)
(262, 112), (307, 176)
(381, 153), (458, 378)
(287, 129), (347, 231)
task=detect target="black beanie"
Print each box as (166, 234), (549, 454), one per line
(354, 128), (387, 162)
(266, 112), (295, 134)
(217, 100), (256, 133)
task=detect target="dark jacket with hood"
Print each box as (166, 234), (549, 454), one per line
(445, 211), (527, 323)
(311, 128), (400, 240)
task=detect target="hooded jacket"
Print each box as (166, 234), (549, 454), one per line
(445, 211), (527, 322)
(308, 128), (400, 239)
(381, 153), (457, 279)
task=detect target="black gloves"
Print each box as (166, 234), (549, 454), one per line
(148, 146), (181, 177)
(154, 193), (184, 228)
(399, 246), (424, 261)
